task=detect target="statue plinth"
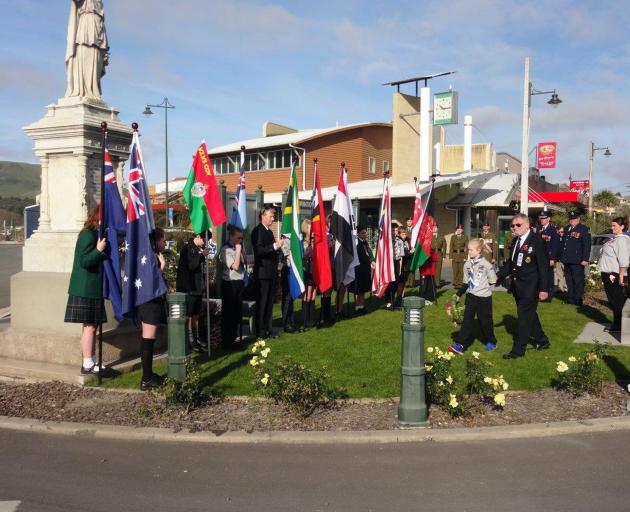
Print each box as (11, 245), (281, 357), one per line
(0, 97), (139, 367)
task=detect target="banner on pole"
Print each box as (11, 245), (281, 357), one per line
(537, 142), (557, 169)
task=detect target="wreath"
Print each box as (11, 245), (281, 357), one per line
(445, 294), (464, 326)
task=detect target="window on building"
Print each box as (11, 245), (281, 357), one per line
(368, 156), (376, 174)
(383, 160), (390, 174)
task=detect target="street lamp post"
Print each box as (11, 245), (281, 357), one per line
(520, 57), (562, 217)
(143, 98), (175, 226)
(588, 142), (612, 215)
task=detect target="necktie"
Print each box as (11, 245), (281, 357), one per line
(512, 237), (521, 262)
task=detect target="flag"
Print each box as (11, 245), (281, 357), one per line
(410, 180), (436, 273)
(280, 161), (305, 300)
(230, 148), (247, 230)
(310, 160), (332, 293)
(372, 175), (395, 297)
(101, 143), (126, 321)
(183, 142), (227, 234)
(330, 165), (359, 288)
(122, 131), (168, 317)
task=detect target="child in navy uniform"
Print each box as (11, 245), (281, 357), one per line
(448, 239), (499, 354)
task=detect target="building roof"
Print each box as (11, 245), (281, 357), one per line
(264, 170), (497, 204)
(448, 172), (519, 208)
(206, 122), (391, 155)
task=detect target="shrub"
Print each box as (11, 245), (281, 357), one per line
(263, 358), (347, 418)
(425, 346), (466, 417)
(553, 344), (607, 397)
(161, 359), (206, 413)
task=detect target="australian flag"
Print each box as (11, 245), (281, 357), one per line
(101, 144), (126, 321)
(122, 131), (167, 318)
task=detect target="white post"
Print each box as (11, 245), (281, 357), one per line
(420, 86), (431, 182)
(520, 57), (531, 216)
(433, 142), (441, 175)
(463, 115), (472, 173)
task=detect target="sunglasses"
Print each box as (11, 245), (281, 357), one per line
(510, 223), (523, 228)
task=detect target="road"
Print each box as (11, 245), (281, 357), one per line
(0, 244), (21, 309)
(1, 429), (629, 511)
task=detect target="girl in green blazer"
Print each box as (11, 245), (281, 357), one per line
(64, 205), (107, 374)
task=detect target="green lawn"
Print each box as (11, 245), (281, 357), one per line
(99, 290), (630, 397)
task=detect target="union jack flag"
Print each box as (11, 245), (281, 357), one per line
(372, 175), (395, 297)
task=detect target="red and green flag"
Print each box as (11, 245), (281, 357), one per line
(183, 142), (227, 233)
(410, 180), (435, 272)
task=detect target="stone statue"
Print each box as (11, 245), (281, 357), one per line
(64, 0), (109, 99)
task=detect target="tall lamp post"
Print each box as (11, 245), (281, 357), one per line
(143, 98), (175, 226)
(588, 142), (612, 215)
(520, 57), (562, 216)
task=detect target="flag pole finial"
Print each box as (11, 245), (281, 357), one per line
(341, 161), (346, 169)
(241, 145), (246, 151)
(131, 122), (138, 132)
(101, 121), (108, 132)
(413, 176), (417, 184)
(313, 158), (318, 164)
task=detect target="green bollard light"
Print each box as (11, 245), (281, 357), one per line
(167, 292), (187, 382)
(398, 296), (429, 426)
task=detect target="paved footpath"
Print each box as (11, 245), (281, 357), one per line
(1, 428), (630, 511)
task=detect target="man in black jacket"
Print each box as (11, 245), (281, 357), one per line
(176, 233), (208, 352)
(251, 206), (281, 338)
(497, 213), (550, 359)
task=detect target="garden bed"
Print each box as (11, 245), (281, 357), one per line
(1, 381), (627, 432)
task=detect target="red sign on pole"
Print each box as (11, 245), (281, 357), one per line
(570, 180), (590, 198)
(537, 142), (557, 168)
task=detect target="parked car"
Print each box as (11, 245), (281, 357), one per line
(590, 233), (614, 262)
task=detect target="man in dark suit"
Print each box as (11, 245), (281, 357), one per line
(497, 213), (550, 359)
(560, 211), (591, 306)
(536, 209), (561, 302)
(251, 206), (280, 338)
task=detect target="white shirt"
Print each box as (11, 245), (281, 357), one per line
(512, 231), (531, 261)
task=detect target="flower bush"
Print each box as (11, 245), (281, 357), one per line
(553, 344), (607, 397)
(585, 263), (603, 293)
(250, 339), (347, 417)
(425, 347), (509, 417)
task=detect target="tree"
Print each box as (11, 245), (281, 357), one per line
(593, 190), (620, 208)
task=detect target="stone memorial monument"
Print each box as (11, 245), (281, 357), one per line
(0, 0), (134, 367)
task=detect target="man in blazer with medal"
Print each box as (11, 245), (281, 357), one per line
(536, 209), (561, 302)
(560, 211), (591, 306)
(497, 213), (550, 359)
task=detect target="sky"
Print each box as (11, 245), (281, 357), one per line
(1, 0), (629, 195)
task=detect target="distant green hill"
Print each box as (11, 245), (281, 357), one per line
(0, 161), (40, 199)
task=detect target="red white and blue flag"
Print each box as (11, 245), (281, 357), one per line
(122, 131), (167, 318)
(372, 175), (394, 297)
(230, 147), (248, 230)
(101, 143), (126, 321)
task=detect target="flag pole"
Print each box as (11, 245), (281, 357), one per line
(98, 121), (107, 384)
(238, 145), (246, 342)
(205, 229), (211, 357)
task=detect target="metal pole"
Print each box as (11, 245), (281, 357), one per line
(520, 57), (531, 216)
(164, 99), (169, 227)
(97, 121), (107, 384)
(205, 230), (211, 356)
(167, 292), (187, 381)
(588, 142), (594, 216)
(398, 296), (428, 425)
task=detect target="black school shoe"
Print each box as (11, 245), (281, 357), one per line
(140, 374), (164, 391)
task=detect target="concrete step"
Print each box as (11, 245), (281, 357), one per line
(0, 352), (167, 386)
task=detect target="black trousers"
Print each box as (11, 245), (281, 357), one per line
(457, 294), (497, 348)
(512, 293), (547, 355)
(221, 280), (243, 348)
(564, 263), (585, 304)
(547, 266), (556, 299)
(255, 278), (275, 337)
(281, 266), (295, 329)
(602, 272), (627, 329)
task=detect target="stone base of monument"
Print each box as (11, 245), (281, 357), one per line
(622, 300), (630, 345)
(0, 271), (165, 369)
